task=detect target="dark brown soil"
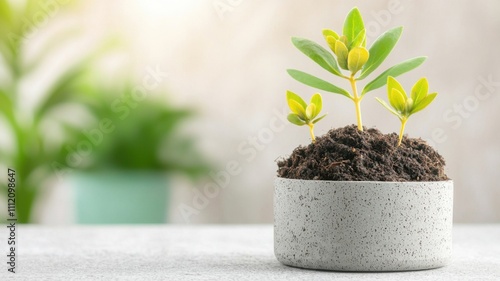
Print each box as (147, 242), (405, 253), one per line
(277, 125), (449, 182)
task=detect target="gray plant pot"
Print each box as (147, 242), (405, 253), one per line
(274, 177), (453, 271)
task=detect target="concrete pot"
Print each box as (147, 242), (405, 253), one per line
(274, 178), (453, 271)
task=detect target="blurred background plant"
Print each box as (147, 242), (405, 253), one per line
(0, 0), (99, 223)
(63, 80), (212, 224)
(66, 80), (211, 174)
(0, 0), (211, 223)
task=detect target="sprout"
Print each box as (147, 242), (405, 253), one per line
(287, 7), (426, 131)
(286, 91), (326, 143)
(376, 77), (437, 146)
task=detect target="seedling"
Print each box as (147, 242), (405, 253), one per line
(376, 77), (437, 146)
(286, 91), (326, 143)
(288, 7), (426, 131)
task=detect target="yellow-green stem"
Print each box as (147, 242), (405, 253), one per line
(398, 118), (408, 146)
(348, 75), (363, 131)
(308, 123), (316, 143)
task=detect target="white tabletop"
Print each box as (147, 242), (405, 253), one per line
(1, 224), (499, 280)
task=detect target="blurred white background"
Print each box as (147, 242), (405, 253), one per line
(27, 0), (500, 223)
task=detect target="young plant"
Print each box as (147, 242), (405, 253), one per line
(286, 91), (326, 143)
(288, 7), (426, 131)
(376, 76), (437, 146)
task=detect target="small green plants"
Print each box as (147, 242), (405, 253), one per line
(286, 7), (426, 132)
(376, 77), (437, 146)
(286, 91), (326, 143)
(285, 7), (437, 147)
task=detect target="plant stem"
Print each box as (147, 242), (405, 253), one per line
(398, 118), (408, 146)
(349, 75), (363, 131)
(308, 123), (316, 143)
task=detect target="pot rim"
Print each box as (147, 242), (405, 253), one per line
(275, 177), (453, 185)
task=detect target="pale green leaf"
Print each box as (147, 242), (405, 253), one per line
(339, 35), (348, 46)
(325, 36), (337, 54)
(387, 76), (406, 99)
(306, 103), (316, 119)
(361, 57), (427, 95)
(358, 26), (403, 80)
(312, 114), (327, 124)
(343, 7), (365, 45)
(411, 77), (429, 104)
(335, 40), (349, 70)
(287, 113), (306, 126)
(348, 47), (369, 74)
(287, 69), (352, 99)
(350, 29), (366, 49)
(375, 97), (401, 119)
(288, 99), (306, 119)
(310, 93), (322, 116)
(291, 37), (341, 76)
(286, 90), (307, 109)
(389, 89), (406, 113)
(410, 93), (437, 115)
(322, 29), (339, 40)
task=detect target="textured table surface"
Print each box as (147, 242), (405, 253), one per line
(1, 224), (499, 280)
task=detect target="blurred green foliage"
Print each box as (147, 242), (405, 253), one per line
(0, 0), (211, 223)
(59, 82), (212, 175)
(0, 0), (93, 223)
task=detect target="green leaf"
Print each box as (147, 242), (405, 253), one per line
(389, 89), (406, 113)
(287, 69), (352, 99)
(288, 99), (306, 119)
(350, 29), (366, 49)
(322, 29), (339, 40)
(375, 97), (401, 119)
(411, 77), (429, 104)
(0, 88), (14, 122)
(0, 0), (12, 25)
(339, 35), (348, 46)
(310, 93), (322, 116)
(291, 37), (341, 76)
(348, 47), (369, 74)
(387, 76), (406, 98)
(410, 93), (437, 115)
(358, 26), (403, 80)
(325, 36), (337, 54)
(306, 103), (316, 119)
(312, 114), (327, 124)
(361, 57), (426, 95)
(286, 90), (307, 109)
(287, 113), (306, 126)
(335, 40), (349, 70)
(343, 7), (365, 45)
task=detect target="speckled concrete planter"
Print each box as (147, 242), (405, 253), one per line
(274, 178), (453, 271)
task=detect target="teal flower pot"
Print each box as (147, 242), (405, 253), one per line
(72, 171), (169, 224)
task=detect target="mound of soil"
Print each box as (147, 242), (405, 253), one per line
(277, 125), (449, 182)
